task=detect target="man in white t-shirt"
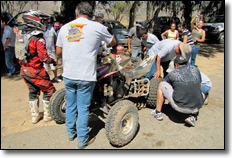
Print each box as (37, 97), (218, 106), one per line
(139, 27), (159, 54)
(43, 18), (61, 82)
(56, 2), (116, 149)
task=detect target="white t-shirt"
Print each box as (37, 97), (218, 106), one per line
(43, 25), (57, 58)
(2, 25), (15, 47)
(142, 33), (159, 51)
(56, 17), (113, 81)
(148, 39), (180, 62)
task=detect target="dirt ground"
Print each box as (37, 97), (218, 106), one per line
(1, 42), (225, 149)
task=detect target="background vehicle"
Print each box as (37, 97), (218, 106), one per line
(152, 16), (181, 40)
(202, 15), (224, 44)
(103, 20), (129, 47)
(50, 52), (163, 147)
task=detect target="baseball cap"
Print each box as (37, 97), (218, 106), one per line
(179, 42), (192, 58)
(174, 55), (187, 65)
(94, 10), (104, 18)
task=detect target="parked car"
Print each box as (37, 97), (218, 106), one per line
(202, 15), (224, 44)
(152, 16), (181, 40)
(103, 20), (129, 47)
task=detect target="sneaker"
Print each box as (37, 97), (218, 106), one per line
(185, 115), (197, 127)
(78, 137), (96, 149)
(151, 109), (163, 121)
(52, 77), (62, 83)
(69, 134), (77, 141)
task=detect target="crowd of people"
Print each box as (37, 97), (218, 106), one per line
(1, 2), (212, 149)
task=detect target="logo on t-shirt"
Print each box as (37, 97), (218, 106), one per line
(65, 23), (86, 42)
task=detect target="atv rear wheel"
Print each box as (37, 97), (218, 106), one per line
(146, 77), (163, 107)
(105, 100), (139, 147)
(49, 88), (66, 124)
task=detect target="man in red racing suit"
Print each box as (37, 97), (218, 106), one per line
(20, 34), (56, 124)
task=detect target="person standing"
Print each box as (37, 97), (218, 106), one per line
(43, 17), (61, 83)
(56, 2), (116, 149)
(151, 55), (204, 127)
(178, 23), (195, 58)
(161, 23), (179, 40)
(189, 13), (206, 66)
(19, 10), (57, 124)
(1, 13), (16, 76)
(139, 27), (159, 56)
(128, 20), (143, 59)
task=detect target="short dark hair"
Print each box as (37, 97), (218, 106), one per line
(76, 2), (94, 19)
(138, 27), (148, 35)
(1, 12), (9, 23)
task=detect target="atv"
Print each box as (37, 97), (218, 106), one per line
(49, 52), (163, 147)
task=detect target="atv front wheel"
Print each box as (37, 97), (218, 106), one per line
(105, 100), (139, 146)
(49, 88), (66, 124)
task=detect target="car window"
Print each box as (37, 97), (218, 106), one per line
(114, 22), (126, 29)
(159, 17), (169, 25)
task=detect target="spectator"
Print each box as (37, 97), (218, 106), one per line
(1, 13), (16, 76)
(151, 55), (204, 127)
(128, 20), (143, 59)
(161, 23), (179, 40)
(200, 72), (212, 105)
(189, 13), (206, 66)
(56, 2), (116, 149)
(19, 10), (56, 124)
(43, 17), (61, 83)
(178, 23), (195, 58)
(145, 39), (190, 79)
(54, 21), (60, 33)
(139, 27), (159, 56)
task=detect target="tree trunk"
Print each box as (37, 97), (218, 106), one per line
(182, 1), (192, 30)
(128, 1), (139, 29)
(146, 1), (151, 21)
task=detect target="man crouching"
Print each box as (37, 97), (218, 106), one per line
(151, 55), (204, 127)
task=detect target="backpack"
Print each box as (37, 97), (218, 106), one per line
(15, 34), (39, 64)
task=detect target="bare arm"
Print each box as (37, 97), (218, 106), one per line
(154, 56), (161, 78)
(128, 38), (131, 54)
(56, 46), (62, 58)
(191, 13), (200, 31)
(161, 30), (168, 40)
(107, 35), (116, 48)
(3, 38), (11, 51)
(176, 31), (179, 40)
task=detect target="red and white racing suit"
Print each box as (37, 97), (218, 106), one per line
(19, 35), (56, 101)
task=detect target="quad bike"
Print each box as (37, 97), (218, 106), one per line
(49, 52), (163, 147)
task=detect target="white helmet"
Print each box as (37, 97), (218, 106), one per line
(22, 9), (50, 32)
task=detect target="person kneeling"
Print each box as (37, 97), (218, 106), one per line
(151, 55), (204, 127)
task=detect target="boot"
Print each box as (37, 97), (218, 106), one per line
(29, 99), (41, 124)
(42, 100), (52, 122)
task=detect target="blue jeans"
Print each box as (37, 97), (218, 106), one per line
(145, 59), (170, 79)
(63, 77), (95, 147)
(186, 47), (200, 66)
(131, 48), (142, 59)
(5, 47), (16, 74)
(202, 84), (211, 95)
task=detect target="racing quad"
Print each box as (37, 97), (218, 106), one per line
(49, 52), (163, 147)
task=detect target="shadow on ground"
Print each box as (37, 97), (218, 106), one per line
(198, 40), (224, 58)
